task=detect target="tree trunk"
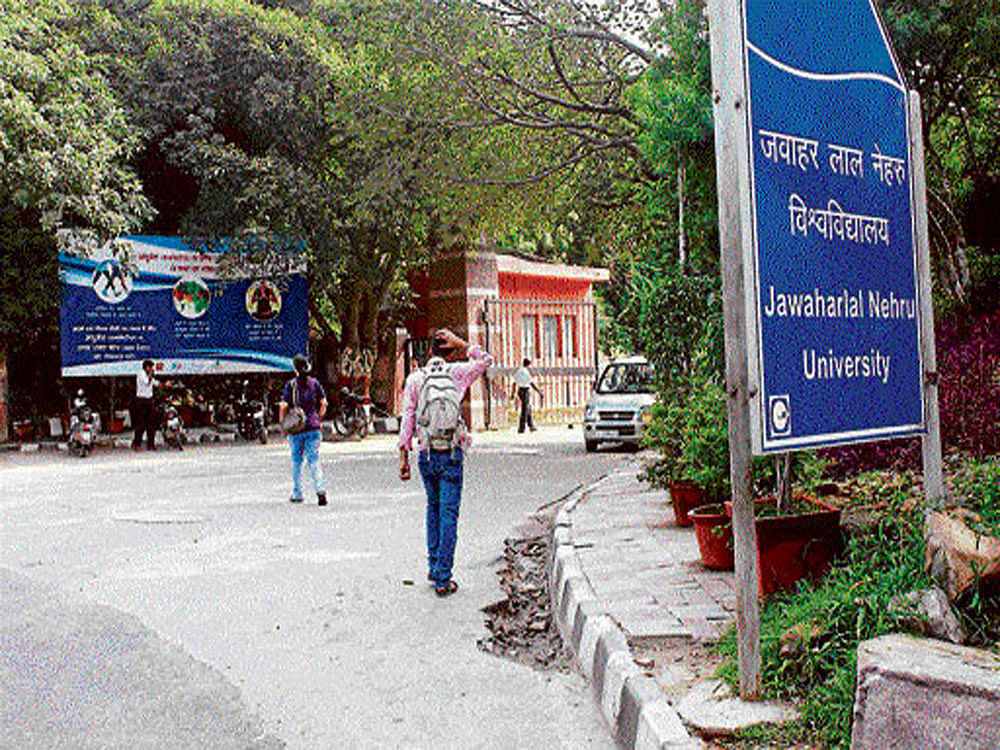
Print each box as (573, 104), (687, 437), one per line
(344, 288), (363, 351)
(677, 156), (687, 271)
(0, 344), (8, 444)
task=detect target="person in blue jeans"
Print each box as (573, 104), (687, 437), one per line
(398, 329), (492, 597)
(278, 353), (328, 506)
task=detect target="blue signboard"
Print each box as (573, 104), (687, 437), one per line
(740, 0), (924, 452)
(60, 236), (308, 376)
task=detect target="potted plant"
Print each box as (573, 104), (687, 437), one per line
(728, 454), (844, 596)
(668, 477), (704, 527)
(674, 372), (731, 508)
(640, 392), (704, 527)
(689, 503), (734, 570)
(751, 493), (843, 597)
(672, 346), (842, 592)
(650, 336), (732, 532)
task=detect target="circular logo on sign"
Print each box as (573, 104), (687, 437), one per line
(770, 395), (791, 435)
(92, 259), (133, 304)
(245, 279), (281, 321)
(172, 276), (211, 319)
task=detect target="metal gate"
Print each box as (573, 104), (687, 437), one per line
(483, 298), (599, 428)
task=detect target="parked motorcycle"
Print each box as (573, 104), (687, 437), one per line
(68, 390), (96, 457)
(235, 380), (268, 443)
(333, 386), (370, 439)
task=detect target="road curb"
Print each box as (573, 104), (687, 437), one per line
(549, 476), (702, 749)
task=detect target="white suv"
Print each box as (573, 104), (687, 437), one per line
(583, 357), (655, 452)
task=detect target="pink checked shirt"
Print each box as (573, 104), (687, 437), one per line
(397, 345), (493, 452)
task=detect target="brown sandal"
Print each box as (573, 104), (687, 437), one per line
(435, 580), (459, 597)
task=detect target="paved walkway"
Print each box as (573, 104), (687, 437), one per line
(550, 457), (740, 749)
(571, 468), (736, 644)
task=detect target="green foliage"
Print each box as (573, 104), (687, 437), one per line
(0, 0), (150, 235)
(0, 0), (150, 348)
(0, 204), (58, 343)
(604, 262), (722, 376)
(630, 0), (712, 154)
(752, 451), (829, 500)
(949, 457), (1000, 537)
(716, 494), (931, 748)
(640, 320), (729, 498)
(672, 364), (730, 503)
(881, 0), (1000, 302)
(962, 245), (1000, 314)
(622, 263), (728, 493)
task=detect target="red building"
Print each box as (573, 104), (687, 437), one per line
(396, 241), (609, 430)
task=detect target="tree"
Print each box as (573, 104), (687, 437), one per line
(882, 0), (1000, 305)
(89, 0), (522, 393)
(0, 0), (150, 441)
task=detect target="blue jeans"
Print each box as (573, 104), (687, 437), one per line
(289, 429), (325, 499)
(418, 449), (464, 586)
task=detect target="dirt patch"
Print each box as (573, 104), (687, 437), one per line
(477, 515), (574, 671)
(629, 638), (725, 704)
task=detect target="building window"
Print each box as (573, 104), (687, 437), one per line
(562, 316), (577, 359)
(543, 315), (559, 360)
(521, 315), (537, 360)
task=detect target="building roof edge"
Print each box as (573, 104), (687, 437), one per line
(495, 254), (610, 283)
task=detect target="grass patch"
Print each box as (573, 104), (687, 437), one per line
(714, 488), (931, 749)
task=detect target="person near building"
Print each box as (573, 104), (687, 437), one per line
(278, 354), (328, 506)
(397, 329), (493, 597)
(511, 358), (543, 433)
(132, 359), (161, 451)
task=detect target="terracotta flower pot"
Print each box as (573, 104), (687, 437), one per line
(690, 504), (734, 570)
(723, 496), (843, 595)
(668, 480), (704, 527)
(753, 497), (843, 596)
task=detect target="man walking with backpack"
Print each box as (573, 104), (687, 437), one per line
(398, 328), (493, 597)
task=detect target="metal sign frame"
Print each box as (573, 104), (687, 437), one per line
(709, 0), (942, 700)
(735, 0), (926, 454)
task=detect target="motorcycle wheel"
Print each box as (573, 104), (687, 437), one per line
(71, 441), (85, 457)
(258, 423), (268, 444)
(356, 412), (369, 439)
(333, 412), (352, 437)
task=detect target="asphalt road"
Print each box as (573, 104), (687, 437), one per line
(0, 428), (629, 749)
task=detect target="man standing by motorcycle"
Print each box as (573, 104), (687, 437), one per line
(236, 380), (268, 443)
(132, 359), (160, 451)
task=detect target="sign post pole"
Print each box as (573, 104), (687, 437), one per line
(708, 0), (761, 699)
(908, 93), (944, 506)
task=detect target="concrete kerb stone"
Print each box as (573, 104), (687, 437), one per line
(571, 599), (608, 656)
(576, 613), (618, 681)
(551, 547), (583, 607)
(549, 463), (700, 750)
(591, 629), (631, 707)
(558, 575), (597, 634)
(601, 650), (643, 737)
(624, 674), (701, 750)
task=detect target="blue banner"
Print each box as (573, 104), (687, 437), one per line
(742, 0), (924, 451)
(60, 236), (308, 376)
